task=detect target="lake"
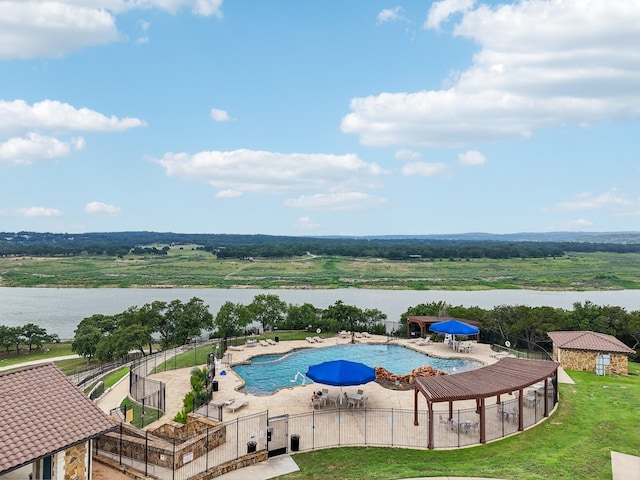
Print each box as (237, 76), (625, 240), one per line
(1, 287), (639, 339)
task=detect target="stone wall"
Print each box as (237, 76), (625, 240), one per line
(95, 419), (227, 470)
(556, 347), (629, 375)
(64, 443), (87, 480)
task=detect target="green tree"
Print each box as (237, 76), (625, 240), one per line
(20, 323), (57, 351)
(213, 301), (251, 338)
(322, 300), (362, 332)
(159, 297), (213, 347)
(0, 325), (19, 353)
(248, 294), (288, 332)
(71, 325), (102, 361)
(286, 303), (321, 330)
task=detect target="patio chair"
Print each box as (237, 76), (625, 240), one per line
(226, 399), (248, 413)
(259, 340), (269, 347)
(327, 393), (339, 407)
(311, 397), (323, 409)
(357, 389), (364, 395)
(266, 339), (277, 345)
(305, 337), (316, 343)
(347, 397), (358, 408)
(359, 395), (370, 408)
(312, 336), (324, 342)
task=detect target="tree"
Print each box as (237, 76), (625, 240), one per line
(71, 325), (102, 361)
(72, 314), (117, 360)
(108, 323), (150, 359)
(322, 300), (363, 332)
(0, 325), (19, 354)
(159, 297), (213, 347)
(248, 294), (287, 332)
(213, 301), (251, 338)
(21, 323), (57, 351)
(286, 303), (321, 330)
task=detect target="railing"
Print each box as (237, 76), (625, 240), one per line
(96, 383), (557, 479)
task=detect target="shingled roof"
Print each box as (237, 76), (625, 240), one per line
(548, 331), (635, 354)
(0, 363), (117, 474)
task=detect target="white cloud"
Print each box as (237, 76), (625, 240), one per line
(457, 150), (486, 166)
(0, 1), (120, 60)
(342, 0), (640, 147)
(425, 0), (475, 30)
(84, 201), (122, 215)
(394, 149), (422, 161)
(210, 108), (231, 122)
(377, 7), (404, 24)
(0, 100), (146, 135)
(283, 192), (388, 212)
(216, 189), (242, 198)
(153, 149), (387, 197)
(19, 206), (63, 217)
(294, 216), (320, 230)
(549, 189), (640, 217)
(401, 161), (448, 177)
(0, 0), (223, 60)
(0, 133), (85, 166)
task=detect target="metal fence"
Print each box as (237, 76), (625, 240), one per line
(96, 383), (557, 479)
(95, 411), (268, 480)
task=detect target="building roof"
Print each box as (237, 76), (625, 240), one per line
(548, 331), (635, 354)
(0, 363), (117, 474)
(414, 357), (559, 403)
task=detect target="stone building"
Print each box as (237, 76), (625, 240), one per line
(547, 330), (636, 375)
(0, 363), (116, 479)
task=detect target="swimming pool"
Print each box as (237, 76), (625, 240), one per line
(232, 344), (483, 395)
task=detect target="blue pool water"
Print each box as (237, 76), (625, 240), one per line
(232, 344), (482, 395)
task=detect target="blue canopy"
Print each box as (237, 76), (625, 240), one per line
(429, 319), (479, 335)
(306, 359), (376, 387)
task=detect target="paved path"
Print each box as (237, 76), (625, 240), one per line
(0, 354), (80, 372)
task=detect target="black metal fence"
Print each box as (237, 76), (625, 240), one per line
(96, 382), (557, 478)
(95, 411), (268, 480)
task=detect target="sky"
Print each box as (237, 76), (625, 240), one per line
(0, 0), (639, 237)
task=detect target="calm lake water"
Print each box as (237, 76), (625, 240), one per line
(1, 287), (639, 339)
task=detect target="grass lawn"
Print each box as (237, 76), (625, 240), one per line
(0, 342), (74, 368)
(281, 365), (640, 480)
(120, 397), (162, 429)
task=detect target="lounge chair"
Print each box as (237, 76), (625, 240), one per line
(259, 340), (269, 347)
(312, 336), (324, 342)
(227, 345), (244, 351)
(266, 339), (277, 345)
(417, 338), (431, 346)
(226, 399), (248, 413)
(338, 330), (349, 338)
(305, 337), (317, 343)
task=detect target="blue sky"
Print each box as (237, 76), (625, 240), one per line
(0, 0), (638, 236)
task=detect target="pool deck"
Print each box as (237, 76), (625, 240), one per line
(144, 335), (508, 428)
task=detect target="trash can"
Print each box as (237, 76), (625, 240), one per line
(290, 434), (300, 451)
(247, 441), (257, 454)
(212, 380), (219, 392)
(274, 336), (279, 342)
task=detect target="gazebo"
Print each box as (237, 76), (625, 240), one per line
(414, 357), (559, 449)
(406, 316), (481, 341)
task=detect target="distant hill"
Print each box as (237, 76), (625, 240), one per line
(354, 232), (640, 243)
(1, 231), (639, 261)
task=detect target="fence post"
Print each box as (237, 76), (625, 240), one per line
(145, 430), (148, 477)
(119, 422), (123, 465)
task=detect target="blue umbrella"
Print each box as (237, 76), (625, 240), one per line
(306, 359), (376, 387)
(429, 319), (479, 335)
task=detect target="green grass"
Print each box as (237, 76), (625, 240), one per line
(281, 366), (640, 480)
(120, 397), (162, 428)
(0, 342), (74, 368)
(1, 249), (639, 290)
(103, 366), (129, 388)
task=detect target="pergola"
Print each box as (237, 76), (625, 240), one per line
(414, 357), (559, 449)
(406, 316), (481, 340)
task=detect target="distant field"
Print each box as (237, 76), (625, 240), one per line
(0, 246), (638, 290)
